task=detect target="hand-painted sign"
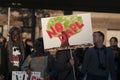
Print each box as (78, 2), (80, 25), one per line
(41, 13), (93, 49)
(12, 71), (43, 80)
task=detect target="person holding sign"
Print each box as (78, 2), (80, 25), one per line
(55, 32), (75, 80)
(56, 49), (75, 80)
(21, 38), (56, 80)
(81, 31), (116, 80)
(7, 27), (26, 80)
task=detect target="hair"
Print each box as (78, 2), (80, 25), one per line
(93, 31), (105, 41)
(109, 37), (118, 42)
(34, 37), (44, 54)
(9, 27), (21, 35)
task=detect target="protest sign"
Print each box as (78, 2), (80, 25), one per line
(12, 71), (43, 80)
(41, 13), (93, 49)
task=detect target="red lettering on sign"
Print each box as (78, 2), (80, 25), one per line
(46, 27), (56, 38)
(58, 34), (67, 43)
(65, 30), (74, 38)
(75, 22), (84, 29)
(55, 22), (63, 33)
(31, 76), (36, 80)
(46, 21), (84, 43)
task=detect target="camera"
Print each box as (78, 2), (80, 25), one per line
(98, 63), (106, 70)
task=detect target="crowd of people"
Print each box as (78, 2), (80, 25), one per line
(0, 26), (120, 80)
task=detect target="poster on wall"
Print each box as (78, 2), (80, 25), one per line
(12, 71), (43, 80)
(41, 13), (93, 49)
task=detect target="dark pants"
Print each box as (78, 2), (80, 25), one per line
(6, 73), (12, 80)
(86, 74), (108, 80)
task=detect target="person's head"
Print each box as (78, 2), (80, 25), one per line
(93, 31), (105, 45)
(0, 33), (4, 43)
(9, 27), (21, 42)
(34, 38), (44, 54)
(109, 37), (118, 47)
(25, 39), (33, 47)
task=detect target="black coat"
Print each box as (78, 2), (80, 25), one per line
(56, 49), (74, 80)
(0, 44), (8, 76)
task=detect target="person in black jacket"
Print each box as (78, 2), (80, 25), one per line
(0, 33), (8, 80)
(24, 39), (34, 58)
(81, 31), (116, 80)
(56, 49), (75, 80)
(109, 37), (120, 80)
(7, 27), (25, 80)
(56, 31), (75, 80)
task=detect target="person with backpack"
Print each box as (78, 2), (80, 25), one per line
(21, 38), (56, 80)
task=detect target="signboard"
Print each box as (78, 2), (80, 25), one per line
(41, 13), (93, 49)
(12, 71), (43, 80)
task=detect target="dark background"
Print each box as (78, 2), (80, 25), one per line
(0, 0), (120, 13)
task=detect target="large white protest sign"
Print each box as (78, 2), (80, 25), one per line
(41, 13), (93, 49)
(12, 71), (43, 80)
